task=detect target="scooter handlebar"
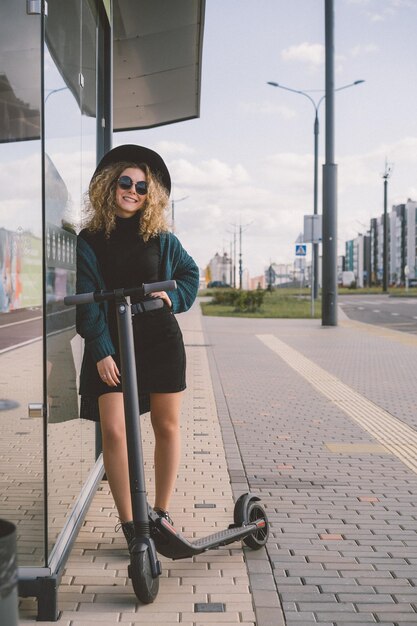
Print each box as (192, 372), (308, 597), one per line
(64, 292), (95, 305)
(64, 280), (177, 306)
(143, 280), (177, 295)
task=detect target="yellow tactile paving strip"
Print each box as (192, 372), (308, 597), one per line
(257, 333), (417, 475)
(340, 318), (417, 347)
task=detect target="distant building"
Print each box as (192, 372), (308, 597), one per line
(293, 257), (307, 286)
(405, 199), (417, 281)
(345, 240), (354, 273)
(264, 263), (293, 288)
(370, 217), (379, 284)
(345, 234), (371, 288)
(354, 199), (417, 287)
(249, 274), (266, 290)
(390, 204), (406, 285)
(206, 252), (232, 286)
(370, 215), (388, 285)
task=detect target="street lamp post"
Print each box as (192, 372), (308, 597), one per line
(382, 160), (393, 293)
(171, 194), (189, 233)
(267, 78), (364, 302)
(231, 221), (253, 289)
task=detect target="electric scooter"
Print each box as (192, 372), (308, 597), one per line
(65, 280), (269, 604)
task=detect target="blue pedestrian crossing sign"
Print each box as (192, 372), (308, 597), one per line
(295, 244), (307, 256)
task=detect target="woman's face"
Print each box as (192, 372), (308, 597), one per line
(114, 166), (147, 218)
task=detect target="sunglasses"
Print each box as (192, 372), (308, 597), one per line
(117, 175), (148, 195)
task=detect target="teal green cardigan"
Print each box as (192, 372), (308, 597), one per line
(75, 232), (199, 420)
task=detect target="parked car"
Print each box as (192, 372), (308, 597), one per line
(207, 281), (231, 288)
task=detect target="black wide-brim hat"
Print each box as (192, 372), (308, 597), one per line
(92, 144), (171, 194)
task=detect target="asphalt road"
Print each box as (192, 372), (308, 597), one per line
(339, 293), (417, 334)
(0, 308), (42, 352)
(0, 305), (75, 352)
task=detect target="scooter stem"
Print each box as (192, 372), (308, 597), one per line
(116, 295), (149, 530)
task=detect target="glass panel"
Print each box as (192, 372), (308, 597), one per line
(79, 0), (99, 503)
(44, 0), (97, 556)
(0, 4), (44, 565)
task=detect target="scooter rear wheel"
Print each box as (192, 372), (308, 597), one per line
(242, 501), (269, 550)
(128, 548), (159, 604)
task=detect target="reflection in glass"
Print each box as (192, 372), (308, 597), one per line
(44, 0), (97, 556)
(0, 0), (102, 569)
(0, 3), (41, 142)
(0, 4), (44, 565)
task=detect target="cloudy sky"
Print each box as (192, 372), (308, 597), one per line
(118, 0), (417, 277)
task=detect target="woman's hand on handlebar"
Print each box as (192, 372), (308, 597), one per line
(150, 290), (172, 309)
(97, 355), (120, 387)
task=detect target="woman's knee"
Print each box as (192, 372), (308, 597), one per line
(151, 413), (179, 440)
(99, 394), (126, 446)
(150, 393), (182, 439)
(101, 420), (126, 447)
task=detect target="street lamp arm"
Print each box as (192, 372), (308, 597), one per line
(267, 79), (365, 114)
(172, 195), (189, 204)
(44, 86), (68, 103)
(336, 79), (365, 92)
(267, 81), (317, 112)
(316, 80), (365, 113)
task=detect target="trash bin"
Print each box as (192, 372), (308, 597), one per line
(0, 520), (18, 626)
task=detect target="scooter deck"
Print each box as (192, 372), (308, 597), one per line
(151, 517), (265, 560)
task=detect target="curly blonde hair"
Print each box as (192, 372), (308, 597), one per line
(84, 162), (169, 241)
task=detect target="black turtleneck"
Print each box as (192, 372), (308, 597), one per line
(80, 212), (160, 290)
(102, 212), (159, 291)
(79, 211), (160, 341)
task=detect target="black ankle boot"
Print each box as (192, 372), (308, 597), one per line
(154, 509), (174, 526)
(115, 520), (135, 547)
(122, 521), (136, 545)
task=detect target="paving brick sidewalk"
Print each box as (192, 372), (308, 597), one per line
(19, 302), (260, 626)
(17, 303), (417, 626)
(203, 313), (417, 626)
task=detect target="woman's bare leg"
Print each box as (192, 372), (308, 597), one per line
(150, 392), (183, 513)
(98, 393), (132, 522)
(99, 391), (182, 519)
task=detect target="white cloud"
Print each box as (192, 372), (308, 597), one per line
(388, 0), (415, 7)
(169, 158), (250, 188)
(155, 141), (196, 156)
(336, 136), (417, 248)
(166, 152), (318, 271)
(240, 100), (296, 120)
(281, 42), (325, 67)
(0, 153), (42, 235)
(350, 43), (379, 56)
(367, 10), (389, 21)
(339, 137), (417, 191)
(281, 42), (345, 74)
(166, 135), (417, 274)
(263, 152), (314, 195)
(362, 0), (415, 21)
(347, 0), (415, 9)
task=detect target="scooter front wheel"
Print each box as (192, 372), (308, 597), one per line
(234, 498), (269, 550)
(128, 548), (159, 604)
(244, 501), (269, 549)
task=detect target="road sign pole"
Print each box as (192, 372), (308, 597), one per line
(311, 245), (315, 318)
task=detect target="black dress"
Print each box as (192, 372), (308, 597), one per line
(78, 213), (186, 412)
